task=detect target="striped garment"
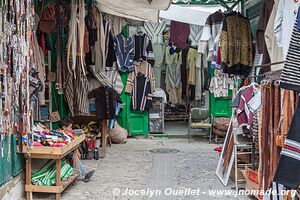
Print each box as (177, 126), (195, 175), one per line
(114, 33), (135, 72)
(144, 21), (166, 44)
(125, 62), (155, 94)
(105, 67), (124, 94)
(32, 159), (74, 186)
(131, 73), (153, 112)
(280, 22), (300, 92)
(189, 24), (203, 46)
(133, 33), (155, 67)
(274, 100), (300, 189)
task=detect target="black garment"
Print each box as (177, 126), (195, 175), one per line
(133, 33), (155, 66)
(130, 73), (153, 112)
(88, 86), (122, 120)
(181, 48), (188, 98)
(274, 100), (300, 189)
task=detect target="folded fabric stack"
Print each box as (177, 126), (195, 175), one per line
(213, 117), (230, 137)
(22, 122), (78, 147)
(32, 159), (74, 186)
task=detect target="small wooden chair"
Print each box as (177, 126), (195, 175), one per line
(188, 108), (212, 143)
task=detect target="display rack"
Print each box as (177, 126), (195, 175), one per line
(149, 96), (165, 133)
(18, 135), (85, 200)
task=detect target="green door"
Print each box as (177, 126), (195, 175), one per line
(117, 72), (149, 136)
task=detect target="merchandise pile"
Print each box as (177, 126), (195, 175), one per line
(22, 123), (78, 147)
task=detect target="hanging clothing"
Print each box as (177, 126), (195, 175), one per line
(104, 67), (124, 94)
(152, 43), (165, 89)
(104, 14), (127, 37)
(256, 0), (274, 72)
(189, 24), (203, 46)
(181, 48), (189, 98)
(170, 21), (190, 50)
(165, 46), (182, 105)
(88, 86), (122, 120)
(274, 0), (300, 59)
(280, 13), (300, 93)
(125, 67), (153, 112)
(125, 61), (155, 94)
(264, 0), (284, 71)
(114, 33), (135, 72)
(133, 33), (155, 66)
(274, 100), (300, 189)
(209, 70), (229, 98)
(220, 12), (253, 76)
(236, 85), (262, 130)
(187, 48), (198, 86)
(195, 53), (207, 101)
(199, 11), (224, 53)
(74, 61), (90, 116)
(144, 21), (166, 44)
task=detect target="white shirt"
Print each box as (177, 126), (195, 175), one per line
(274, 0), (300, 59)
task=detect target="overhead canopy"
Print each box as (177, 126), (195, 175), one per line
(96, 0), (172, 22)
(159, 4), (224, 25)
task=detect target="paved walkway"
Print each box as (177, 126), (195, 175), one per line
(35, 138), (251, 200)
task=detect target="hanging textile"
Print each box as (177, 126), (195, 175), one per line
(114, 33), (135, 72)
(256, 0), (274, 72)
(280, 11), (300, 92)
(126, 71), (153, 112)
(88, 86), (122, 119)
(274, 0), (300, 59)
(189, 24), (203, 46)
(33, 14), (46, 105)
(170, 21), (190, 50)
(105, 67), (124, 94)
(133, 33), (155, 66)
(264, 0), (284, 71)
(104, 14), (127, 37)
(195, 53), (207, 101)
(187, 48), (198, 86)
(144, 21), (166, 44)
(274, 99), (300, 189)
(220, 12), (253, 76)
(95, 0), (172, 22)
(125, 61), (155, 94)
(165, 46), (182, 105)
(198, 11), (224, 54)
(152, 43), (165, 89)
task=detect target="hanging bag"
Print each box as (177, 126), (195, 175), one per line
(50, 87), (61, 122)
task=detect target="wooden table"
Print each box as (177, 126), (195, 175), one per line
(18, 134), (85, 200)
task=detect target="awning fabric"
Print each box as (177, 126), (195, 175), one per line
(96, 0), (172, 22)
(159, 4), (224, 25)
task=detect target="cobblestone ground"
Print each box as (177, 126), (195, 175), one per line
(35, 138), (253, 200)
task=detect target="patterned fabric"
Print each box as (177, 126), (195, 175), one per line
(280, 18), (300, 92)
(274, 100), (300, 189)
(32, 159), (74, 186)
(114, 33), (135, 72)
(144, 21), (166, 44)
(220, 12), (253, 76)
(199, 11), (224, 52)
(105, 67), (124, 94)
(189, 24), (203, 46)
(125, 62), (155, 94)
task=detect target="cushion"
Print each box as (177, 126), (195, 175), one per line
(213, 117), (230, 131)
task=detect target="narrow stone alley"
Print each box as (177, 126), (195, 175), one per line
(35, 138), (252, 200)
